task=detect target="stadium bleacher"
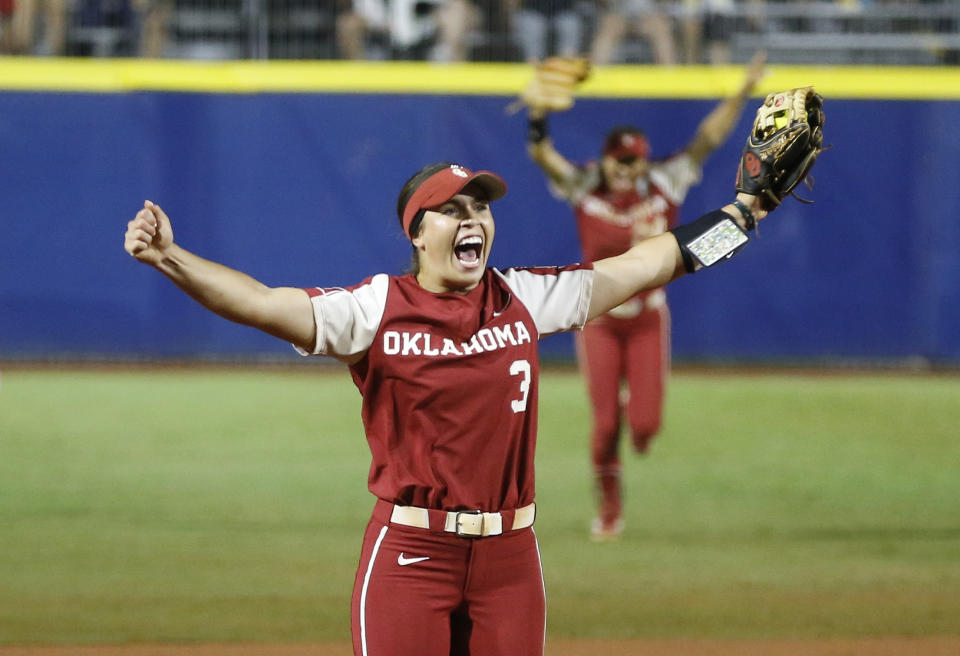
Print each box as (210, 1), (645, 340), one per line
(1, 0), (957, 64)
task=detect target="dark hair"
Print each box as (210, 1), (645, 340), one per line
(396, 161), (455, 238)
(396, 161), (454, 275)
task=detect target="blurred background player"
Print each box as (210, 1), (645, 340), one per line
(524, 50), (767, 541)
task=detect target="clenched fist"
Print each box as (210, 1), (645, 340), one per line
(124, 200), (173, 266)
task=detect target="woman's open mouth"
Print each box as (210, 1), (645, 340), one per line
(454, 235), (483, 268)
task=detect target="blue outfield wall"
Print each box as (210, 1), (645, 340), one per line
(1, 88), (958, 364)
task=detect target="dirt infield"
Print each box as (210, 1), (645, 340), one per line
(3, 638), (960, 656)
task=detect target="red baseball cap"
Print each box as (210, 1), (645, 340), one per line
(604, 131), (650, 161)
(401, 164), (507, 237)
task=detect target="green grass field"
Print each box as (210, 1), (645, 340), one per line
(1, 367), (958, 645)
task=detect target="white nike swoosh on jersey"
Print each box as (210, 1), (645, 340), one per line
(397, 553), (430, 566)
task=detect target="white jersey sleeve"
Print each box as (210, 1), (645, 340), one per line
(549, 163), (602, 206)
(495, 266), (594, 338)
(295, 273), (390, 359)
(648, 152), (702, 205)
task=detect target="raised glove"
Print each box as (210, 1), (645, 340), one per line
(519, 56), (591, 113)
(736, 87), (825, 209)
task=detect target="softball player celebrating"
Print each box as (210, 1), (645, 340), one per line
(526, 52), (767, 541)
(124, 161), (773, 656)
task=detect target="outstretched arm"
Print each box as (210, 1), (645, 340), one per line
(596, 82), (827, 318)
(124, 201), (317, 352)
(685, 51), (767, 164)
(520, 56), (592, 187)
(587, 193), (767, 320)
(526, 107), (579, 187)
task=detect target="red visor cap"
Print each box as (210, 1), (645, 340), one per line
(604, 133), (650, 161)
(402, 165), (508, 237)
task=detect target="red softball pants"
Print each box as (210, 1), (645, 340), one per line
(351, 501), (546, 656)
(576, 305), (670, 524)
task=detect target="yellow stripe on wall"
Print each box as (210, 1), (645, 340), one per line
(1, 57), (958, 99)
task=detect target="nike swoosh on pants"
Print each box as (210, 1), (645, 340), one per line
(397, 552), (430, 566)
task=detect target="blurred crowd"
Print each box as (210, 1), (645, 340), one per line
(0, 0), (168, 56)
(1, 0), (958, 64)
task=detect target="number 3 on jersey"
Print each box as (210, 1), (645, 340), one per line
(509, 359), (531, 413)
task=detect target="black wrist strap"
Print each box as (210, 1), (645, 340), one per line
(732, 199), (756, 231)
(670, 210), (751, 273)
(528, 116), (548, 143)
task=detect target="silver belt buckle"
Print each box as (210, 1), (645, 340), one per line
(456, 510), (484, 538)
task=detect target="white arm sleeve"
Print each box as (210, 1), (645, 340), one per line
(295, 273), (389, 358)
(649, 153), (702, 205)
(496, 267), (594, 338)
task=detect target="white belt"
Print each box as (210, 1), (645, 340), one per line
(390, 503), (536, 538)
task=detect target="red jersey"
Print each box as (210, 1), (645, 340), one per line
(299, 266), (593, 512)
(553, 153), (701, 319)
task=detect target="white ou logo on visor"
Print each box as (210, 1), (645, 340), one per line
(451, 166), (469, 178)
